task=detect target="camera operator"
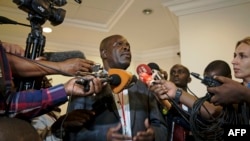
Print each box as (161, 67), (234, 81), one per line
(0, 40), (105, 119)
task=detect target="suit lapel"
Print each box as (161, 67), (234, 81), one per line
(128, 88), (136, 127)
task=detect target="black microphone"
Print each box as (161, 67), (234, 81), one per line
(0, 16), (30, 27)
(147, 62), (164, 80)
(100, 74), (121, 86)
(148, 62), (160, 71)
(191, 72), (221, 87)
(43, 50), (85, 61)
(75, 74), (121, 92)
(190, 72), (202, 80)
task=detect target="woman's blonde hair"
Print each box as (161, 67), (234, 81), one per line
(236, 36), (250, 47)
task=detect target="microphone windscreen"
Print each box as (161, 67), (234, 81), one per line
(148, 62), (160, 71)
(43, 51), (85, 62)
(108, 74), (121, 86)
(136, 64), (154, 86)
(137, 64), (171, 109)
(148, 62), (164, 80)
(108, 69), (133, 94)
(136, 64), (152, 75)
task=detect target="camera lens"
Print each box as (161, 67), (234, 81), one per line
(51, 0), (67, 7)
(49, 8), (66, 26)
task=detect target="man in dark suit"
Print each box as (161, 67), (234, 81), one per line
(64, 34), (168, 141)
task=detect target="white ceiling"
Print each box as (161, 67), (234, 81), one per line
(1, 0), (249, 58)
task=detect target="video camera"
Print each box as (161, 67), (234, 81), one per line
(12, 0), (82, 91)
(12, 0), (81, 26)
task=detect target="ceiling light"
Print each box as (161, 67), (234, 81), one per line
(43, 27), (52, 33)
(142, 8), (153, 15)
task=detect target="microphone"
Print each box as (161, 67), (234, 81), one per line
(76, 74), (121, 92)
(136, 64), (171, 109)
(136, 64), (154, 86)
(148, 62), (160, 71)
(148, 62), (164, 80)
(0, 16), (30, 27)
(191, 72), (221, 87)
(100, 74), (121, 86)
(43, 50), (85, 61)
(76, 68), (133, 93)
(108, 68), (133, 94)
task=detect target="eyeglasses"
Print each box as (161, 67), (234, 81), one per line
(112, 41), (130, 48)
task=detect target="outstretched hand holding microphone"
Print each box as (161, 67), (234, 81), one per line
(136, 63), (175, 109)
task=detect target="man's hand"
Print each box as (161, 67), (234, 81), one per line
(58, 58), (95, 76)
(64, 76), (104, 97)
(106, 123), (132, 141)
(208, 76), (245, 105)
(149, 80), (177, 100)
(133, 118), (155, 141)
(51, 109), (95, 137)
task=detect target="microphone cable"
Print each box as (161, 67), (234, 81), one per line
(151, 85), (193, 129)
(189, 92), (224, 141)
(188, 90), (246, 141)
(187, 83), (225, 140)
(160, 88), (221, 141)
(57, 80), (96, 140)
(56, 80), (91, 140)
(188, 73), (229, 140)
(187, 86), (214, 118)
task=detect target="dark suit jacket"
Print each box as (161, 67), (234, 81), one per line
(64, 79), (168, 141)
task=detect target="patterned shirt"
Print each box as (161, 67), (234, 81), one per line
(0, 84), (68, 118)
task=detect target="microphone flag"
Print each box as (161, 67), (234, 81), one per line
(136, 64), (171, 109)
(136, 64), (154, 86)
(108, 68), (133, 94)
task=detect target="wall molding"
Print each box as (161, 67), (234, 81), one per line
(64, 0), (134, 32)
(162, 0), (250, 16)
(133, 45), (179, 61)
(0, 0), (134, 32)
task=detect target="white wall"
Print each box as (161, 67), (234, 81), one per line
(179, 3), (250, 97)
